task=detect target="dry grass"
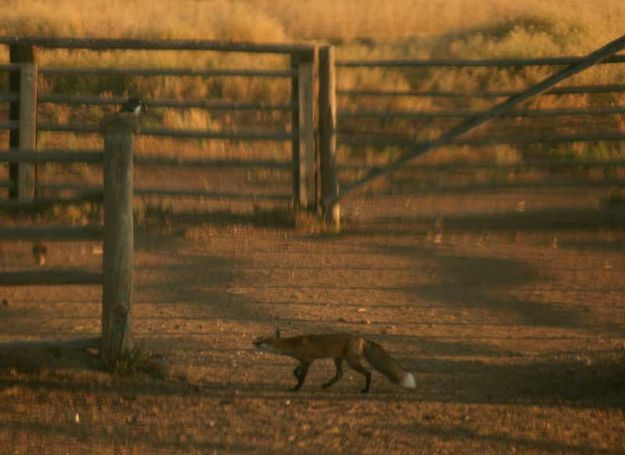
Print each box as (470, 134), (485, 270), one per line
(1, 0), (624, 48)
(1, 0), (625, 183)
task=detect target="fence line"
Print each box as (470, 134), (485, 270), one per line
(2, 36), (625, 219)
(337, 54), (625, 68)
(0, 192), (102, 210)
(339, 105), (625, 120)
(37, 94), (295, 111)
(338, 131), (625, 147)
(0, 149), (103, 163)
(374, 178), (625, 195)
(338, 83), (625, 99)
(0, 270), (103, 286)
(326, 33), (625, 206)
(0, 36), (313, 54)
(0, 92), (19, 102)
(134, 155), (291, 169)
(0, 121), (19, 129)
(0, 37), (317, 209)
(338, 158), (625, 173)
(0, 148), (292, 169)
(0, 225), (102, 240)
(39, 66), (295, 78)
(33, 122), (294, 141)
(33, 182), (291, 202)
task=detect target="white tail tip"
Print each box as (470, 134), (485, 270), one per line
(400, 373), (416, 389)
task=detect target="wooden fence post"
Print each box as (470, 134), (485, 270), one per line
(318, 45), (340, 229)
(100, 113), (138, 367)
(291, 48), (318, 210)
(9, 44), (36, 201)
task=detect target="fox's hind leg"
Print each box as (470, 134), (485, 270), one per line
(291, 361), (310, 391)
(345, 357), (372, 393)
(322, 358), (344, 389)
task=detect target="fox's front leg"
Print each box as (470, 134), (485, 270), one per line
(291, 361), (311, 391)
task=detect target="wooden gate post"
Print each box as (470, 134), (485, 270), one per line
(291, 48), (318, 210)
(100, 113), (138, 367)
(318, 45), (340, 229)
(9, 44), (37, 201)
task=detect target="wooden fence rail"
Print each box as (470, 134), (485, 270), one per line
(39, 66), (295, 78)
(339, 105), (625, 120)
(338, 132), (625, 147)
(338, 83), (625, 99)
(37, 94), (295, 111)
(34, 122), (293, 141)
(0, 225), (102, 240)
(0, 270), (103, 286)
(0, 36), (313, 54)
(337, 54), (625, 68)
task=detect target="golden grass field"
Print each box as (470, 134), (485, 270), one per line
(1, 0), (625, 48)
(1, 0), (625, 162)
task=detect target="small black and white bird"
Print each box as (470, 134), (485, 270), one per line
(119, 97), (147, 115)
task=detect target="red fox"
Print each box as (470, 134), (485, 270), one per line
(253, 326), (416, 393)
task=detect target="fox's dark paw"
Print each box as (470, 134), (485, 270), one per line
(360, 388), (370, 394)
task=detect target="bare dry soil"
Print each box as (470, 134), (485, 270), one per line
(1, 187), (625, 454)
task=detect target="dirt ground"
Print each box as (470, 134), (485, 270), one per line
(1, 185), (625, 454)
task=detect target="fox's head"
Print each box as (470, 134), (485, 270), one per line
(253, 322), (281, 352)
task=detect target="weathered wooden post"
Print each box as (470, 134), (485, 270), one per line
(318, 45), (341, 229)
(9, 43), (37, 201)
(290, 47), (318, 210)
(100, 113), (138, 367)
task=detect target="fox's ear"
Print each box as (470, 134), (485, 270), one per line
(275, 318), (281, 338)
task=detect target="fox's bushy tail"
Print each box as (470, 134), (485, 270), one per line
(363, 340), (416, 389)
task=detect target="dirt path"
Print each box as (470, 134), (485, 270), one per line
(1, 187), (625, 454)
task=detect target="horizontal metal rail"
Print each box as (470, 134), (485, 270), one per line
(0, 337), (100, 350)
(0, 149), (291, 169)
(0, 91), (19, 102)
(0, 121), (19, 130)
(337, 54), (625, 68)
(337, 83), (625, 99)
(0, 192), (103, 210)
(370, 178), (625, 194)
(134, 187), (291, 201)
(338, 131), (625, 147)
(0, 270), (102, 286)
(338, 158), (625, 173)
(38, 94), (295, 111)
(141, 126), (292, 141)
(35, 122), (293, 141)
(40, 66), (296, 78)
(339, 105), (625, 120)
(135, 155), (292, 170)
(0, 36), (314, 55)
(37, 182), (291, 202)
(0, 63), (21, 72)
(0, 149), (103, 163)
(0, 225), (102, 241)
